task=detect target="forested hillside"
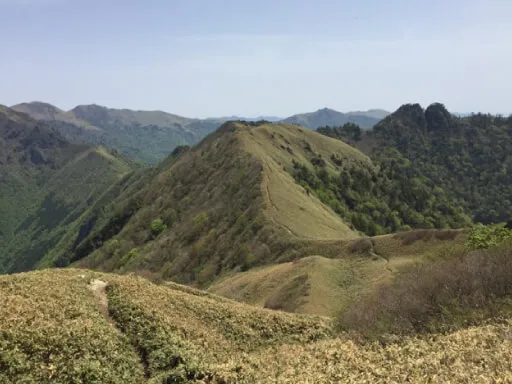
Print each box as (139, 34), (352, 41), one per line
(0, 106), (134, 273)
(317, 103), (512, 225)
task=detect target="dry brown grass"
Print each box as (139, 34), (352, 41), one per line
(219, 321), (512, 383)
(339, 245), (512, 337)
(209, 255), (369, 316)
(0, 269), (144, 383)
(209, 229), (469, 317)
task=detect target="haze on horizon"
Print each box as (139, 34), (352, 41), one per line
(1, 0), (511, 118)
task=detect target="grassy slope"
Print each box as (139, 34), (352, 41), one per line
(209, 229), (467, 316)
(1, 268), (510, 383)
(238, 123), (362, 240)
(74, 124), (276, 283)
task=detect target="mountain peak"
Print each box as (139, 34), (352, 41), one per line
(11, 101), (63, 121)
(425, 103), (454, 131)
(70, 104), (111, 124)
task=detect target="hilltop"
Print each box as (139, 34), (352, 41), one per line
(209, 229), (467, 316)
(0, 105), (134, 272)
(41, 120), (470, 310)
(1, 268), (510, 383)
(71, 121), (365, 285)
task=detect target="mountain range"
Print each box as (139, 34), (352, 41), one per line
(1, 101), (512, 382)
(11, 102), (389, 164)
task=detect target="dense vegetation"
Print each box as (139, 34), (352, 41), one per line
(317, 122), (362, 144)
(339, 225), (512, 337)
(318, 103), (512, 225)
(292, 156), (469, 236)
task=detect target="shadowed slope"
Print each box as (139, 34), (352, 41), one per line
(0, 106), (133, 272)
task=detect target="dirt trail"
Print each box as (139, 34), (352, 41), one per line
(88, 279), (112, 323)
(87, 278), (151, 379)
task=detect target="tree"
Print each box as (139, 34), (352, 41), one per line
(150, 219), (167, 237)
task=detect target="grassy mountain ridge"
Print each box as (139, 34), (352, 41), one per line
(0, 106), (134, 273)
(71, 121), (365, 285)
(1, 267), (511, 383)
(55, 120), (474, 298)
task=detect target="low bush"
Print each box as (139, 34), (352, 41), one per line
(338, 245), (512, 337)
(466, 223), (512, 250)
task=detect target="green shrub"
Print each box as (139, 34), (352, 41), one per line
(121, 247), (138, 266)
(466, 224), (512, 250)
(150, 219), (167, 237)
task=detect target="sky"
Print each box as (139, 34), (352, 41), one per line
(0, 0), (511, 118)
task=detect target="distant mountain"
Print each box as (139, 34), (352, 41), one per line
(12, 102), (390, 163)
(281, 108), (388, 129)
(12, 102), (223, 164)
(346, 109), (390, 120)
(10, 101), (64, 121)
(210, 115), (283, 122)
(0, 105), (134, 272)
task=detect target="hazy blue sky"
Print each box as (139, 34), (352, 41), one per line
(1, 0), (511, 117)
